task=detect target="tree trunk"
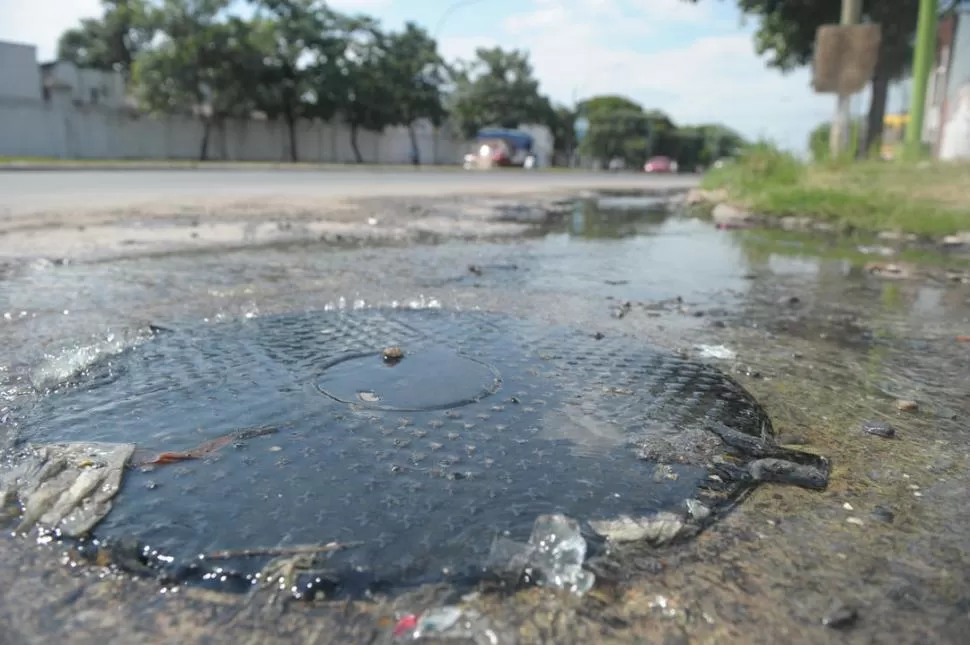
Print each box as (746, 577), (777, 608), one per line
(862, 51), (893, 159)
(349, 123), (363, 163)
(285, 111), (298, 162)
(199, 118), (211, 162)
(407, 123), (420, 165)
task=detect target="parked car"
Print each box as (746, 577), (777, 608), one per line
(644, 156), (678, 173)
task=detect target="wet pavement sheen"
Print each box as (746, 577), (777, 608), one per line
(2, 193), (970, 643)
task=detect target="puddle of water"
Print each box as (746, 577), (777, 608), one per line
(2, 193), (970, 641)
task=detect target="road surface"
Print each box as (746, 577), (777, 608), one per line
(0, 169), (698, 218)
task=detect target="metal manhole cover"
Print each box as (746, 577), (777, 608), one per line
(8, 308), (828, 595)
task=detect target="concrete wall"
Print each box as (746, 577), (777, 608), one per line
(42, 61), (128, 109)
(0, 97), (475, 163)
(0, 41), (43, 101)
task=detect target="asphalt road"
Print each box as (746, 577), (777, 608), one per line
(0, 169), (699, 218)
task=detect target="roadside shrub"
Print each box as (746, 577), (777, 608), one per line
(702, 140), (804, 192)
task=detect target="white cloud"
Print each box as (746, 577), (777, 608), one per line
(443, 0), (836, 151)
(0, 0), (101, 61)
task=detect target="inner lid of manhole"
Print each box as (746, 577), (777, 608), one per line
(315, 345), (501, 411)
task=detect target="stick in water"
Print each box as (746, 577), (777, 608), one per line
(202, 541), (363, 560)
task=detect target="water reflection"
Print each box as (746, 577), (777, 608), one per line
(564, 197), (669, 239)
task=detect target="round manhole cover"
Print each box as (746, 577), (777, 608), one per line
(11, 308), (819, 595)
(315, 345), (501, 411)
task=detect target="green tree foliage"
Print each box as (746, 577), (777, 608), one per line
(57, 0), (158, 78)
(686, 0), (919, 154)
(57, 1), (743, 166)
(132, 0), (265, 160)
(575, 96), (740, 168)
(248, 0), (348, 161)
(339, 20), (398, 163)
(449, 47), (554, 139)
(378, 22), (450, 163)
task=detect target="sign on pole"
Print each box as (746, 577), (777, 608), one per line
(812, 24), (882, 95)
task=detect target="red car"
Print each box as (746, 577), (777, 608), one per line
(644, 156), (678, 173)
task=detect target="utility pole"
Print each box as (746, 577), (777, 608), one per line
(905, 0), (939, 160)
(829, 0), (864, 157)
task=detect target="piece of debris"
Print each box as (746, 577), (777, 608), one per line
(895, 399), (919, 412)
(861, 420), (896, 438)
(382, 346), (405, 363)
(137, 425), (277, 466)
(822, 602), (859, 629)
(695, 344), (737, 360)
(0, 442), (135, 537)
(588, 512), (685, 545)
(485, 513), (595, 595)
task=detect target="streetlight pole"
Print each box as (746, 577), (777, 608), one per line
(905, 0), (939, 159)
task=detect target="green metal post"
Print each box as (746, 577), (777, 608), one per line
(905, 0), (939, 159)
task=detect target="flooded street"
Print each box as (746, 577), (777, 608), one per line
(2, 190), (970, 644)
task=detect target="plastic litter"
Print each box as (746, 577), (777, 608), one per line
(485, 513), (595, 596)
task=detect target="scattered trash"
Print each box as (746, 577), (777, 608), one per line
(394, 605), (507, 644)
(136, 425), (278, 466)
(695, 344), (737, 360)
(485, 513), (595, 596)
(588, 512), (685, 545)
(957, 335), (970, 343)
(0, 442), (134, 537)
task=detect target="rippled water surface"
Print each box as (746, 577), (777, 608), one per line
(2, 195), (970, 643)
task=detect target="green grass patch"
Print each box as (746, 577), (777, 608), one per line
(702, 144), (970, 237)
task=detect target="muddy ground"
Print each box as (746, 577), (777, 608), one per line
(2, 181), (970, 645)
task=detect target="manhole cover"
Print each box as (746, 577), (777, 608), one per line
(11, 308), (822, 593)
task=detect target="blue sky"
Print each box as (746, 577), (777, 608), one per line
(2, 0), (911, 153)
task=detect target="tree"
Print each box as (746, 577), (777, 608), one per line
(57, 0), (158, 78)
(686, 0), (919, 155)
(132, 0), (262, 160)
(548, 105), (577, 164)
(576, 96), (681, 165)
(334, 19), (398, 163)
(380, 22), (450, 164)
(248, 0), (346, 162)
(449, 47), (552, 139)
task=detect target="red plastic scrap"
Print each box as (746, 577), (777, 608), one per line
(393, 614), (418, 637)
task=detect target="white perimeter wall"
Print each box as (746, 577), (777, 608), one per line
(0, 97), (474, 164)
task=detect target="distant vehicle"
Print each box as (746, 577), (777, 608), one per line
(644, 156), (678, 173)
(607, 157), (626, 172)
(463, 128), (537, 170)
